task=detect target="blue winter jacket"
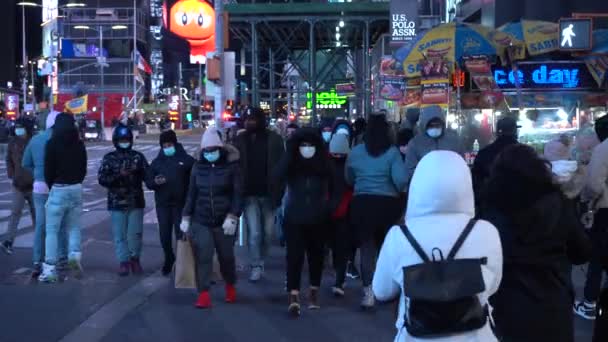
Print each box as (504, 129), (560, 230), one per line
(345, 144), (407, 197)
(22, 130), (51, 182)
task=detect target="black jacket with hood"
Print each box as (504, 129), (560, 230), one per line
(482, 177), (592, 341)
(274, 128), (333, 226)
(98, 126), (149, 210)
(44, 113), (87, 188)
(234, 108), (285, 206)
(183, 145), (243, 227)
(472, 135), (518, 208)
(145, 143), (195, 208)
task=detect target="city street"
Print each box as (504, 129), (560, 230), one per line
(0, 134), (596, 342)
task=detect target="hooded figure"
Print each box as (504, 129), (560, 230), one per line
(332, 119), (353, 139)
(404, 105), (463, 187)
(233, 107), (285, 282)
(20, 110), (64, 277)
(319, 117), (335, 145)
(274, 127), (333, 316)
(480, 144), (591, 341)
(98, 124), (149, 276)
(352, 118), (366, 146)
(181, 127), (243, 309)
(145, 130), (195, 276)
(373, 151), (503, 342)
(38, 113), (87, 283)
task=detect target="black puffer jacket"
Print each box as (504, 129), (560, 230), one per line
(145, 143), (195, 208)
(183, 145), (243, 227)
(98, 140), (149, 210)
(274, 128), (333, 226)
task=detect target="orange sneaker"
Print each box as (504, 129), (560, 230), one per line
(195, 291), (212, 309)
(225, 284), (236, 303)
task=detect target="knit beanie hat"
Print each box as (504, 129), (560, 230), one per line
(201, 127), (224, 149)
(159, 130), (177, 146)
(329, 133), (351, 155)
(46, 111), (60, 130)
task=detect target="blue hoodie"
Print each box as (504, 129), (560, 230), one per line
(22, 129), (51, 183)
(345, 144), (406, 197)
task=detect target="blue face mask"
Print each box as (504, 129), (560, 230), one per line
(322, 131), (332, 143)
(118, 142), (131, 149)
(203, 150), (220, 163)
(163, 146), (176, 157)
(15, 128), (26, 137)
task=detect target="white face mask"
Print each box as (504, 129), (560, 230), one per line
(426, 128), (443, 138)
(299, 146), (316, 159)
(322, 131), (332, 143)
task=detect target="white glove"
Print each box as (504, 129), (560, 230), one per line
(180, 217), (191, 233)
(222, 215), (238, 236)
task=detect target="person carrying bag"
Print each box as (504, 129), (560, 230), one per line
(174, 237), (196, 289)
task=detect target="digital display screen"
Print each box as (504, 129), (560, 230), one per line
(491, 62), (597, 90)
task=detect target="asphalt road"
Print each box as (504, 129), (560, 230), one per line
(0, 134), (596, 342)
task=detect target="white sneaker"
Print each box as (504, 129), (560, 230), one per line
(249, 266), (263, 283)
(361, 286), (375, 309)
(573, 300), (596, 320)
(38, 263), (58, 283)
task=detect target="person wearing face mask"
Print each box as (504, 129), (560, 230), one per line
(98, 124), (149, 276)
(273, 128), (333, 316)
(404, 105), (463, 188)
(1, 118), (35, 256)
(234, 107), (285, 282)
(181, 127), (243, 309)
(144, 130), (195, 276)
(319, 118), (335, 146)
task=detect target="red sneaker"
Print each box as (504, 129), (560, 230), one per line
(225, 284), (236, 303)
(196, 291), (212, 309)
(130, 257), (143, 275)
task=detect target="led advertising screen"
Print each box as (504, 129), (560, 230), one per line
(162, 0), (216, 65)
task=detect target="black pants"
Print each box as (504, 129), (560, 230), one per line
(584, 208), (608, 302)
(285, 222), (325, 291)
(350, 195), (403, 287)
(156, 206), (183, 262)
(327, 218), (350, 286)
(190, 223), (237, 292)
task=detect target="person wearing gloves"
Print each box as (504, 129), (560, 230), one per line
(98, 124), (149, 276)
(373, 151), (503, 342)
(1, 117), (35, 255)
(404, 105), (463, 187)
(181, 127), (243, 309)
(327, 133), (353, 297)
(39, 113), (88, 283)
(234, 107), (284, 282)
(274, 128), (333, 317)
(576, 115), (608, 320)
(345, 113), (407, 309)
(145, 130), (195, 276)
(20, 111), (67, 278)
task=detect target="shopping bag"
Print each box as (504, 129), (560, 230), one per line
(174, 238), (196, 289)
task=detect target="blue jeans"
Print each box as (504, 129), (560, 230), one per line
(243, 196), (275, 267)
(45, 184), (83, 265)
(33, 193), (68, 265)
(110, 209), (144, 263)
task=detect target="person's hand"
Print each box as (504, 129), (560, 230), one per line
(222, 214), (238, 236)
(154, 175), (166, 185)
(180, 217), (191, 233)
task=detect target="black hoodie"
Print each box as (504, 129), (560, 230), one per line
(145, 143), (195, 208)
(44, 113), (87, 188)
(274, 128), (333, 225)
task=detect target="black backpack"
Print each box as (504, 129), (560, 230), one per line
(400, 219), (489, 338)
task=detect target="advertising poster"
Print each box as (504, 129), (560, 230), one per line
(162, 0), (216, 65)
(400, 88), (421, 108)
(380, 56), (405, 76)
(6, 95), (19, 118)
(390, 0), (418, 44)
(64, 95), (88, 114)
(463, 55), (500, 92)
(585, 55), (608, 87)
(522, 20), (559, 56)
(379, 76), (406, 101)
(336, 83), (356, 96)
(420, 58), (450, 108)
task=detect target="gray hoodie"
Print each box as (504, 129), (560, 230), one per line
(404, 105), (463, 188)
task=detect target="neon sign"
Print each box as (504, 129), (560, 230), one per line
(306, 90), (348, 109)
(492, 62), (595, 90)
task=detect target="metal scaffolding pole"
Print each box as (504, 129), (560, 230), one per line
(363, 20), (371, 118)
(269, 48), (275, 116)
(214, 0), (225, 128)
(309, 19), (316, 122)
(251, 21), (259, 106)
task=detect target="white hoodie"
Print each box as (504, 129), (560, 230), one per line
(373, 151), (503, 342)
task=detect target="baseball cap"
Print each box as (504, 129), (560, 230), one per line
(496, 116), (520, 135)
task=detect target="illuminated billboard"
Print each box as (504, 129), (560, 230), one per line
(162, 0), (216, 64)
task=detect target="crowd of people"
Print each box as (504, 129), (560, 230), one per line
(2, 105), (608, 341)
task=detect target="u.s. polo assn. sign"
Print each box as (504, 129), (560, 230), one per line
(391, 0), (419, 43)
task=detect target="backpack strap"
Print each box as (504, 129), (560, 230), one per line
(447, 219), (478, 260)
(399, 225), (431, 263)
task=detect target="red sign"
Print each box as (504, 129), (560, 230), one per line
(163, 0), (216, 64)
